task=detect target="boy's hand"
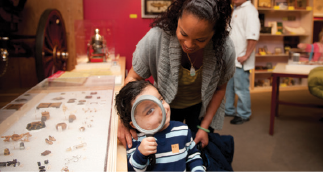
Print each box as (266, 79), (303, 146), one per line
(138, 137), (157, 156)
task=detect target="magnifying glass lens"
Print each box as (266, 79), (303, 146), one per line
(134, 100), (163, 131)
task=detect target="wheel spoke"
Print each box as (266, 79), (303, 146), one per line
(45, 30), (54, 48)
(50, 17), (59, 44)
(43, 56), (53, 66)
(58, 30), (64, 49)
(44, 60), (54, 78)
(47, 21), (58, 46)
(43, 46), (53, 54)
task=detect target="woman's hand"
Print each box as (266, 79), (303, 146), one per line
(118, 120), (138, 148)
(138, 137), (157, 156)
(194, 129), (209, 148)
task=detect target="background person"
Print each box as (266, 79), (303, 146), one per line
(297, 30), (323, 62)
(225, 0), (260, 124)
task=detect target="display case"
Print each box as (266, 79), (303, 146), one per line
(0, 76), (117, 171)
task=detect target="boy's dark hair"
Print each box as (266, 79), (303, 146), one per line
(115, 80), (153, 129)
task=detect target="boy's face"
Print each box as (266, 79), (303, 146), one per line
(130, 85), (171, 132)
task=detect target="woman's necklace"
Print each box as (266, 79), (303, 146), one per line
(186, 53), (197, 76)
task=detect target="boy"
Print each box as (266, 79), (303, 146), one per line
(115, 80), (205, 172)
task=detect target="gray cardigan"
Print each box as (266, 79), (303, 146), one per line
(132, 27), (236, 130)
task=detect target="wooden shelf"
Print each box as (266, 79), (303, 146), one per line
(251, 1), (313, 92)
(256, 54), (289, 57)
(260, 33), (309, 37)
(255, 70), (273, 74)
(258, 8), (312, 12)
(251, 85), (308, 93)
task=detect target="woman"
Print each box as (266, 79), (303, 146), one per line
(118, 0), (235, 148)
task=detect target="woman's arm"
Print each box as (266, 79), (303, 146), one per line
(124, 67), (144, 84)
(118, 67), (145, 148)
(193, 82), (227, 147)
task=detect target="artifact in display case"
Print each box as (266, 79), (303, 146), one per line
(0, 89), (114, 171)
(75, 20), (116, 64)
(87, 28), (109, 63)
(0, 159), (20, 167)
(1, 132), (32, 142)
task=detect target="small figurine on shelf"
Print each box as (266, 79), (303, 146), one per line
(87, 28), (109, 63)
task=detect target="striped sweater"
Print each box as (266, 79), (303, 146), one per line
(127, 121), (205, 172)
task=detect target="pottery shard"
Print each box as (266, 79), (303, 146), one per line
(41, 150), (51, 156)
(56, 123), (67, 131)
(11, 134), (22, 141)
(4, 148), (10, 155)
(41, 111), (50, 120)
(68, 115), (76, 123)
(26, 121), (46, 131)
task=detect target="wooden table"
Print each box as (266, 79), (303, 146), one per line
(269, 63), (321, 135)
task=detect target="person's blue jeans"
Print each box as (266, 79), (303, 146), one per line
(225, 67), (251, 119)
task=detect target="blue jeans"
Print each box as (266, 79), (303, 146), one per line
(225, 67), (251, 119)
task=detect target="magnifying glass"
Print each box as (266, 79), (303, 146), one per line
(131, 95), (166, 168)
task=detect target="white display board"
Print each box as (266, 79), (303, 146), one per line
(0, 90), (113, 171)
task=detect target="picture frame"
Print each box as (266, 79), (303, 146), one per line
(258, 0), (272, 8)
(141, 0), (173, 18)
(313, 0), (323, 17)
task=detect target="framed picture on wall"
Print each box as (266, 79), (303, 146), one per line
(141, 0), (173, 18)
(313, 0), (323, 17)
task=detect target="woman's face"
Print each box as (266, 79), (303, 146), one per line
(131, 85), (171, 131)
(176, 11), (214, 54)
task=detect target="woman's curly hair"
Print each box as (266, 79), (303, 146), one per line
(115, 80), (153, 129)
(150, 0), (232, 76)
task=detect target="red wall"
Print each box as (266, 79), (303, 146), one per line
(83, 0), (154, 71)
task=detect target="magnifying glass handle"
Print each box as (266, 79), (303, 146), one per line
(148, 154), (156, 170)
(145, 134), (156, 170)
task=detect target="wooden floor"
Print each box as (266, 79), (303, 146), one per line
(0, 88), (31, 109)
